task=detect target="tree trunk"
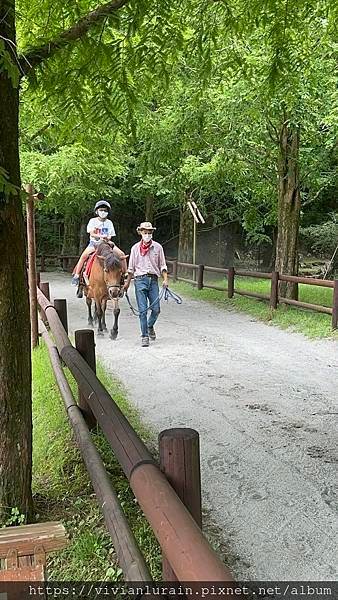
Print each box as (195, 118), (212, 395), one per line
(178, 200), (193, 276)
(78, 212), (92, 253)
(275, 121), (301, 299)
(79, 222), (87, 253)
(145, 196), (154, 223)
(62, 215), (80, 255)
(0, 0), (33, 524)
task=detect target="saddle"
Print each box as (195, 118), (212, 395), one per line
(77, 246), (127, 299)
(82, 251), (97, 285)
(76, 252), (97, 297)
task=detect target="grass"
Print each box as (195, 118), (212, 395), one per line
(172, 276), (337, 339)
(32, 343), (161, 580)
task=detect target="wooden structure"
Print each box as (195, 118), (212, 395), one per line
(36, 287), (234, 583)
(0, 522), (68, 596)
(167, 259), (338, 329)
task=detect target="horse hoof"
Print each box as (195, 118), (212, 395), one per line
(88, 321), (93, 328)
(110, 330), (118, 340)
(97, 331), (104, 337)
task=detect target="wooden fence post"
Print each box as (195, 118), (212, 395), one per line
(227, 266), (235, 298)
(39, 282), (50, 325)
(159, 428), (202, 581)
(54, 299), (68, 334)
(197, 264), (204, 290)
(332, 280), (338, 329)
(26, 184), (39, 348)
(270, 271), (279, 309)
(75, 330), (97, 429)
(172, 259), (178, 283)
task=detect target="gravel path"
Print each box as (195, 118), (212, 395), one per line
(46, 272), (338, 580)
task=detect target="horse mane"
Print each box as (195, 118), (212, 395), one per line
(96, 242), (121, 270)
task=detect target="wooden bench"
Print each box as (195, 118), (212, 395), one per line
(0, 522), (68, 597)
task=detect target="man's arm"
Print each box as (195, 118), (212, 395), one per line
(124, 271), (133, 290)
(124, 246), (135, 290)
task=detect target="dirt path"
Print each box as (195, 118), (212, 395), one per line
(46, 272), (337, 580)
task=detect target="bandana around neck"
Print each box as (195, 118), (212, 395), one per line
(140, 240), (152, 256)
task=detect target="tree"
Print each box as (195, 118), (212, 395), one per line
(0, 0), (133, 524)
(1, 0), (337, 522)
(21, 138), (127, 253)
(0, 0), (195, 521)
(0, 0), (32, 521)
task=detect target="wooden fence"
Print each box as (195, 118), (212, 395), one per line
(36, 254), (338, 328)
(37, 254), (79, 272)
(36, 283), (234, 586)
(167, 260), (338, 329)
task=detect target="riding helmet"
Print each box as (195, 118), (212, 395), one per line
(95, 199), (111, 211)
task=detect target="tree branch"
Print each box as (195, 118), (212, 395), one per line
(19, 0), (129, 76)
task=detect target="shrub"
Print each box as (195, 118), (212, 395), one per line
(300, 219), (338, 257)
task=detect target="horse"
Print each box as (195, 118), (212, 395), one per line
(84, 241), (126, 340)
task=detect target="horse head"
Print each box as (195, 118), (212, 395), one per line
(96, 242), (126, 299)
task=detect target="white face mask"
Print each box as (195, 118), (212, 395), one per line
(142, 233), (152, 243)
(98, 210), (108, 219)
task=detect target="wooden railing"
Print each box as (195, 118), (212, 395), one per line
(37, 254), (79, 272)
(36, 284), (234, 585)
(167, 260), (338, 329)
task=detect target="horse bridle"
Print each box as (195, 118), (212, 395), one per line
(104, 271), (125, 299)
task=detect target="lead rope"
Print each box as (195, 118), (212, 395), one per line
(125, 286), (182, 317)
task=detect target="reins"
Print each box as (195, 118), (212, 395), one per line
(125, 286), (182, 317)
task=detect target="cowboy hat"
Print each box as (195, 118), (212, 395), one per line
(136, 221), (156, 233)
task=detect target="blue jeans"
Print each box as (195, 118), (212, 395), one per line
(134, 276), (160, 337)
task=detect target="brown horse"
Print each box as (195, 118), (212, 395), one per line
(84, 242), (126, 339)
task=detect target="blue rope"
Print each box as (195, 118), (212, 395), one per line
(125, 286), (182, 317)
(163, 286), (183, 305)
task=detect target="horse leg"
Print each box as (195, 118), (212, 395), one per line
(102, 297), (108, 331)
(86, 297), (93, 327)
(96, 299), (104, 336)
(110, 299), (120, 340)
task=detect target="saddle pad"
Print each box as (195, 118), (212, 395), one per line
(84, 252), (97, 278)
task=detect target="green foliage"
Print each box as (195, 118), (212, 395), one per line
(2, 507), (26, 527)
(300, 219), (338, 257)
(0, 39), (20, 88)
(173, 280), (337, 339)
(0, 167), (18, 201)
(13, 0), (338, 251)
(33, 344), (161, 580)
(21, 138), (127, 217)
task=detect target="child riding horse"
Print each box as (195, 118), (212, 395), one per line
(84, 241), (126, 340)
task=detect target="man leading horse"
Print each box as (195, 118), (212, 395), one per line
(124, 221), (168, 347)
